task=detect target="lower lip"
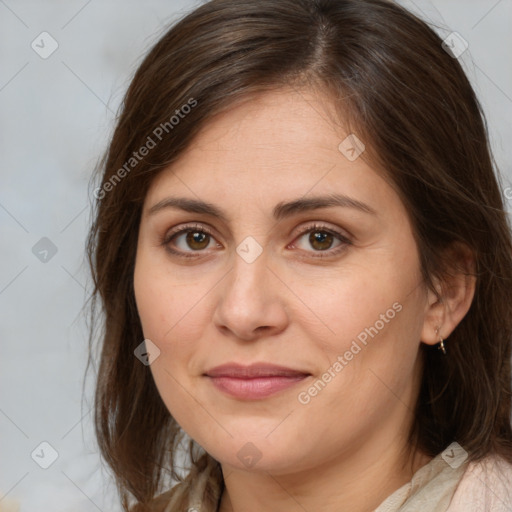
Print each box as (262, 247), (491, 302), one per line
(207, 375), (309, 400)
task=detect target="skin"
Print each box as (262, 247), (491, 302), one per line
(133, 87), (475, 512)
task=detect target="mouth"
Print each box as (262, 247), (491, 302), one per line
(204, 363), (311, 400)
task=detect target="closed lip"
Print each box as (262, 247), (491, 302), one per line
(204, 362), (310, 378)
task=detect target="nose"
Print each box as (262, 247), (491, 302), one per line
(212, 249), (289, 342)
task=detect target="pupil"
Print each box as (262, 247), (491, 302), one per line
(187, 231), (209, 249)
(310, 231), (332, 250)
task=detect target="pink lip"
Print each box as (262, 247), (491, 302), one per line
(204, 363), (310, 400)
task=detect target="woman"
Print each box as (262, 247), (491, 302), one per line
(87, 0), (512, 510)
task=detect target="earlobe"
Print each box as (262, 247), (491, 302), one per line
(420, 284), (445, 347)
(420, 242), (476, 349)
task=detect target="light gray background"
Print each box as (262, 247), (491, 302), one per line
(1, 1), (511, 511)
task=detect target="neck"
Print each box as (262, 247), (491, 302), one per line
(218, 441), (432, 512)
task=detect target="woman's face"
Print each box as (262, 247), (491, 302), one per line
(134, 88), (433, 475)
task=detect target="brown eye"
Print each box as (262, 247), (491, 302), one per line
(163, 225), (218, 256)
(291, 223), (351, 258)
(185, 231), (210, 250)
(309, 231), (334, 251)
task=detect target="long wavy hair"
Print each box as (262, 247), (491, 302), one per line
(86, 0), (512, 510)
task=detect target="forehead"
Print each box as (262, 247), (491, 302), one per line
(143, 88), (395, 216)
(182, 88), (344, 166)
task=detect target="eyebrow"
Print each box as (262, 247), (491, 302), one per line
(147, 193), (377, 221)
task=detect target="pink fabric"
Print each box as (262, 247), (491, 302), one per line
(448, 456), (512, 511)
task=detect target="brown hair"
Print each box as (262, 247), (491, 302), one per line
(86, 0), (512, 510)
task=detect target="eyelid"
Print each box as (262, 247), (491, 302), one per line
(292, 221), (351, 241)
(163, 222), (216, 241)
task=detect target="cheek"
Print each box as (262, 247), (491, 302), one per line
(292, 296), (425, 459)
(290, 263), (414, 352)
(134, 257), (211, 433)
(133, 251), (217, 421)
(134, 248), (209, 344)
(293, 245), (425, 398)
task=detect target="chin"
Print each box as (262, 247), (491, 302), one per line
(194, 431), (306, 474)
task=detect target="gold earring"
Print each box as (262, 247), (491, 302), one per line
(436, 327), (446, 355)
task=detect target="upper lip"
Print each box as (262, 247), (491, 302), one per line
(205, 363), (310, 378)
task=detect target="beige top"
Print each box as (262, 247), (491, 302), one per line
(375, 442), (512, 511)
(162, 443), (512, 512)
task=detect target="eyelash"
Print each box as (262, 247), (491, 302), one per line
(161, 222), (352, 259)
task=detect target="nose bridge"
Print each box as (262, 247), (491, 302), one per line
(225, 240), (270, 306)
(213, 239), (288, 339)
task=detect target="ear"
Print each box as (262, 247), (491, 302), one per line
(420, 241), (476, 346)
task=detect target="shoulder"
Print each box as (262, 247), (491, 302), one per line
(447, 454), (512, 511)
